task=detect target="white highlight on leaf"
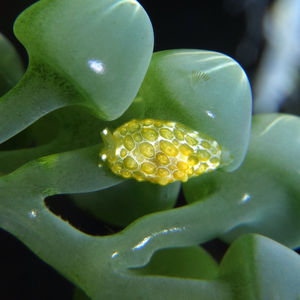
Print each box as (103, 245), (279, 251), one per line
(88, 59), (105, 74)
(132, 226), (185, 250)
(111, 251), (119, 258)
(29, 209), (37, 218)
(206, 110), (215, 119)
(240, 193), (251, 203)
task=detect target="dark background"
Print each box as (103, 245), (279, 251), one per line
(0, 0), (269, 82)
(0, 1), (280, 299)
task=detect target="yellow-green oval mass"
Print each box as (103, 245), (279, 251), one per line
(99, 119), (222, 185)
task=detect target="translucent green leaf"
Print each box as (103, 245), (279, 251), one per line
(0, 106), (106, 175)
(72, 180), (180, 227)
(0, 33), (24, 95)
(220, 234), (300, 300)
(184, 113), (300, 248)
(137, 50), (252, 171)
(0, 0), (153, 143)
(131, 246), (219, 280)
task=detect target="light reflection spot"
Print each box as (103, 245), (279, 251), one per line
(111, 251), (119, 258)
(132, 226), (185, 251)
(132, 236), (151, 250)
(240, 193), (251, 203)
(88, 59), (105, 74)
(206, 110), (215, 119)
(29, 209), (37, 218)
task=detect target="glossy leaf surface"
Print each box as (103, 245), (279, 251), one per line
(0, 33), (24, 95)
(137, 50), (252, 171)
(1, 0), (298, 299)
(184, 113), (300, 248)
(0, 0), (154, 143)
(72, 180), (181, 227)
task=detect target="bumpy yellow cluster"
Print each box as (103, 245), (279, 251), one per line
(99, 119), (222, 185)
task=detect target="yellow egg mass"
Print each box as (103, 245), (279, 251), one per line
(99, 119), (222, 185)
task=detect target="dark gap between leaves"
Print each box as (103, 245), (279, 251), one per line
(174, 186), (187, 208)
(44, 194), (122, 236)
(201, 239), (229, 263)
(0, 228), (74, 300)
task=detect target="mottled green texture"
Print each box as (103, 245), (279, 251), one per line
(1, 0), (299, 299)
(0, 33), (24, 95)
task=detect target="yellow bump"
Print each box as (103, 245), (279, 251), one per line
(157, 178), (172, 186)
(172, 140), (179, 146)
(141, 162), (156, 174)
(197, 150), (211, 161)
(119, 127), (127, 136)
(133, 171), (145, 181)
(174, 129), (184, 140)
(169, 164), (177, 171)
(121, 170), (131, 178)
(111, 162), (123, 174)
(158, 168), (170, 177)
(187, 155), (199, 166)
(177, 161), (189, 171)
(195, 163), (208, 175)
(187, 168), (194, 176)
(156, 152), (170, 165)
(185, 135), (198, 146)
(201, 141), (211, 150)
(139, 142), (155, 158)
(124, 156), (138, 170)
(120, 149), (127, 158)
(165, 121), (175, 127)
(160, 140), (179, 157)
(160, 128), (174, 140)
(173, 170), (187, 181)
(179, 144), (193, 156)
(141, 128), (158, 141)
(128, 120), (140, 133)
(175, 123), (189, 131)
(210, 157), (220, 165)
(154, 120), (163, 127)
(142, 119), (153, 126)
(124, 135), (135, 151)
(133, 133), (143, 142)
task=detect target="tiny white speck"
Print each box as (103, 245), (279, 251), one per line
(240, 193), (251, 203)
(102, 129), (108, 135)
(88, 59), (105, 74)
(206, 110), (215, 119)
(111, 251), (119, 258)
(29, 209), (37, 218)
(101, 154), (107, 161)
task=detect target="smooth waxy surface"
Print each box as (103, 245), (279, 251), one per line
(100, 119), (222, 185)
(137, 50), (252, 171)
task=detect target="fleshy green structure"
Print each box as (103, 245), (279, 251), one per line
(1, 0), (300, 299)
(100, 119), (221, 185)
